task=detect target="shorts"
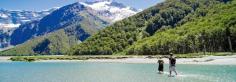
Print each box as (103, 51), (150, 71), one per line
(158, 65), (164, 71)
(169, 66), (176, 71)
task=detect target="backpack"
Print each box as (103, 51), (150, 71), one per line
(170, 58), (176, 65)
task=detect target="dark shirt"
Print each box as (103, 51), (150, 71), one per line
(169, 57), (176, 66)
(158, 60), (164, 65)
(158, 60), (164, 71)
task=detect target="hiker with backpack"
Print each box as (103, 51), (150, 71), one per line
(158, 56), (164, 74)
(169, 53), (178, 77)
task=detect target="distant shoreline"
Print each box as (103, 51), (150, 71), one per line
(1, 55), (236, 65)
(0, 56), (11, 62)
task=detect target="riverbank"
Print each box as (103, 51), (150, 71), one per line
(1, 54), (236, 65)
(76, 55), (236, 65)
(0, 56), (11, 62)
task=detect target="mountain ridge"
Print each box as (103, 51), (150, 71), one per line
(0, 1), (138, 55)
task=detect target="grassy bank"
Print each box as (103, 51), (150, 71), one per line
(175, 52), (234, 58)
(10, 55), (131, 62)
(9, 52), (234, 62)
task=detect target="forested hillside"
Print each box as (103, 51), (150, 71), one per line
(125, 1), (236, 55)
(70, 0), (235, 55)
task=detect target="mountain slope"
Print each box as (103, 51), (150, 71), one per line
(10, 1), (138, 46)
(0, 1), (138, 55)
(10, 3), (91, 45)
(0, 30), (71, 55)
(69, 0), (234, 55)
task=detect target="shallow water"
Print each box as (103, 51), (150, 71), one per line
(0, 62), (235, 82)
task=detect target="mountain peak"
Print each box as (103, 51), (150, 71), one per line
(79, 1), (132, 10)
(79, 1), (138, 22)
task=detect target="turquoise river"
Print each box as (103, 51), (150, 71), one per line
(0, 62), (235, 82)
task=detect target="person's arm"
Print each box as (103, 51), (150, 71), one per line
(169, 58), (171, 64)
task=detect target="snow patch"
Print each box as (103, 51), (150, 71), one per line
(32, 13), (38, 17)
(42, 7), (60, 12)
(0, 13), (8, 18)
(81, 1), (112, 11)
(0, 23), (20, 29)
(21, 20), (31, 22)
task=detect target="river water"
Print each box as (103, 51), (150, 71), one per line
(0, 62), (235, 82)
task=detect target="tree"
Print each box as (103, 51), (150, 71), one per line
(225, 17), (236, 54)
(226, 27), (233, 54)
(200, 30), (207, 55)
(128, 38), (134, 45)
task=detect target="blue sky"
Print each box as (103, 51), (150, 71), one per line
(0, 0), (164, 11)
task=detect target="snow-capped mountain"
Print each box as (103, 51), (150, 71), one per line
(0, 8), (58, 30)
(0, 1), (139, 53)
(79, 1), (139, 22)
(0, 8), (58, 49)
(10, 1), (139, 46)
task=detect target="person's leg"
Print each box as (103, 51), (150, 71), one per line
(169, 71), (172, 76)
(158, 67), (161, 73)
(169, 66), (172, 76)
(174, 67), (178, 75)
(160, 66), (164, 74)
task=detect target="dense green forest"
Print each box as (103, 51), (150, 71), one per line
(125, 2), (236, 55)
(69, 0), (236, 55)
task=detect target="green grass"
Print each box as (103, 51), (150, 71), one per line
(175, 52), (234, 58)
(9, 55), (131, 62)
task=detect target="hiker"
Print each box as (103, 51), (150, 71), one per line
(158, 56), (164, 74)
(169, 53), (178, 77)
